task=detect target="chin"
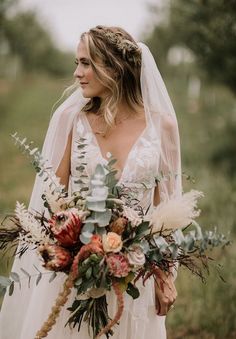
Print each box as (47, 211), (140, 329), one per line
(80, 88), (97, 99)
(81, 90), (92, 98)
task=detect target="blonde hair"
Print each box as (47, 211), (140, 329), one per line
(81, 25), (143, 128)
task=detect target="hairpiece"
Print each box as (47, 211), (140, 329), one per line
(94, 26), (141, 64)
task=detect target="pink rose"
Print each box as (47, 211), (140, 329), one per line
(102, 232), (123, 253)
(49, 208), (82, 247)
(127, 245), (145, 268)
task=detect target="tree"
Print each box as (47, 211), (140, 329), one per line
(1, 2), (73, 76)
(147, 0), (236, 94)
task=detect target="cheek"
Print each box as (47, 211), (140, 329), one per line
(85, 66), (99, 83)
(85, 68), (94, 81)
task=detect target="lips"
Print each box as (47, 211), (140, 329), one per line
(80, 82), (88, 86)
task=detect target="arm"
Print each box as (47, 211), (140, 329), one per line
(55, 130), (72, 190)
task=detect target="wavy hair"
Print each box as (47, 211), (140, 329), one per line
(80, 25), (143, 129)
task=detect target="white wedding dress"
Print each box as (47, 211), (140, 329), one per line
(0, 110), (166, 339)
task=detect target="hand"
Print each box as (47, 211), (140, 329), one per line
(154, 268), (177, 316)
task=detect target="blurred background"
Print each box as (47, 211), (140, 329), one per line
(0, 0), (236, 337)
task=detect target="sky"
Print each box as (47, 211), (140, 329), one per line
(19, 0), (161, 51)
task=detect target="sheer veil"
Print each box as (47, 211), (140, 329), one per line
(0, 42), (182, 339)
(138, 42), (182, 200)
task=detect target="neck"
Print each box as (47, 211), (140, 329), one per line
(115, 100), (143, 120)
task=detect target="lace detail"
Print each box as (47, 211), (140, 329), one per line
(70, 112), (161, 212)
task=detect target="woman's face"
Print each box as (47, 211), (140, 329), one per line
(74, 40), (107, 98)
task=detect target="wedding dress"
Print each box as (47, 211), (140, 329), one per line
(0, 42), (181, 339)
(0, 109), (166, 339)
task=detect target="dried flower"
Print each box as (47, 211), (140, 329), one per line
(102, 232), (123, 253)
(39, 244), (71, 271)
(151, 190), (204, 232)
(122, 206), (142, 227)
(109, 217), (127, 235)
(15, 201), (51, 245)
(106, 253), (130, 277)
(49, 208), (82, 247)
(43, 185), (66, 213)
(127, 245), (145, 268)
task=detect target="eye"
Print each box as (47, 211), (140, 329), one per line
(74, 60), (79, 65)
(82, 61), (90, 66)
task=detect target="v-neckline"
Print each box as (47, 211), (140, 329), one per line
(82, 111), (148, 183)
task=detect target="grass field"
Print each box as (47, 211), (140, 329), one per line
(0, 72), (235, 338)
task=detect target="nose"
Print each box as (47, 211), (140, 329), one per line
(73, 64), (84, 79)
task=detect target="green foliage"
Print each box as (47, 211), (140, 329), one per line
(144, 10), (236, 331)
(1, 5), (74, 77)
(67, 296), (113, 338)
(147, 0), (236, 93)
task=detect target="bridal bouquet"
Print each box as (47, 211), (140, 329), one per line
(0, 134), (229, 339)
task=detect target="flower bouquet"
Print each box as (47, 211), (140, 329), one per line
(0, 133), (229, 339)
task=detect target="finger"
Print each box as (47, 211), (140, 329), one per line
(155, 294), (161, 314)
(156, 301), (169, 316)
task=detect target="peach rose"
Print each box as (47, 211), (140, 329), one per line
(102, 232), (123, 253)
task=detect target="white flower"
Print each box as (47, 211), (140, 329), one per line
(123, 206), (142, 227)
(150, 190), (204, 232)
(15, 201), (52, 244)
(127, 245), (145, 268)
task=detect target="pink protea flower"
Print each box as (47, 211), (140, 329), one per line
(39, 244), (72, 271)
(49, 208), (82, 247)
(106, 253), (130, 278)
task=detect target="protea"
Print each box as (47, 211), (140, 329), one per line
(39, 244), (72, 271)
(49, 208), (82, 247)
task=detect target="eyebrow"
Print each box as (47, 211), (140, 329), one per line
(75, 57), (90, 62)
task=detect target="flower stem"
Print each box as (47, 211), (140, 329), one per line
(95, 280), (124, 338)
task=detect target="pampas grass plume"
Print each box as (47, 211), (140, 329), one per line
(151, 190), (204, 232)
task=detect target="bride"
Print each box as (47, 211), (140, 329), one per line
(0, 25), (182, 339)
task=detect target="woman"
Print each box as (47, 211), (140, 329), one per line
(0, 25), (182, 339)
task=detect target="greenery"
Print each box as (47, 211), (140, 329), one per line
(1, 1), (236, 337)
(1, 0), (74, 77)
(146, 0), (236, 94)
(145, 2), (236, 337)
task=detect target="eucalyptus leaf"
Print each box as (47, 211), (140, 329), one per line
(153, 235), (168, 249)
(172, 229), (185, 245)
(86, 199), (106, 212)
(49, 272), (57, 283)
(80, 232), (93, 244)
(36, 272), (42, 286)
(82, 223), (95, 233)
(169, 243), (179, 259)
(0, 276), (12, 288)
(140, 239), (150, 254)
(9, 281), (14, 296)
(10, 272), (20, 283)
(96, 209), (112, 227)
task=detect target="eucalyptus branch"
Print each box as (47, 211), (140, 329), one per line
(11, 132), (65, 194)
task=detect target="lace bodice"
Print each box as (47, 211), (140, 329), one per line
(70, 111), (161, 212)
